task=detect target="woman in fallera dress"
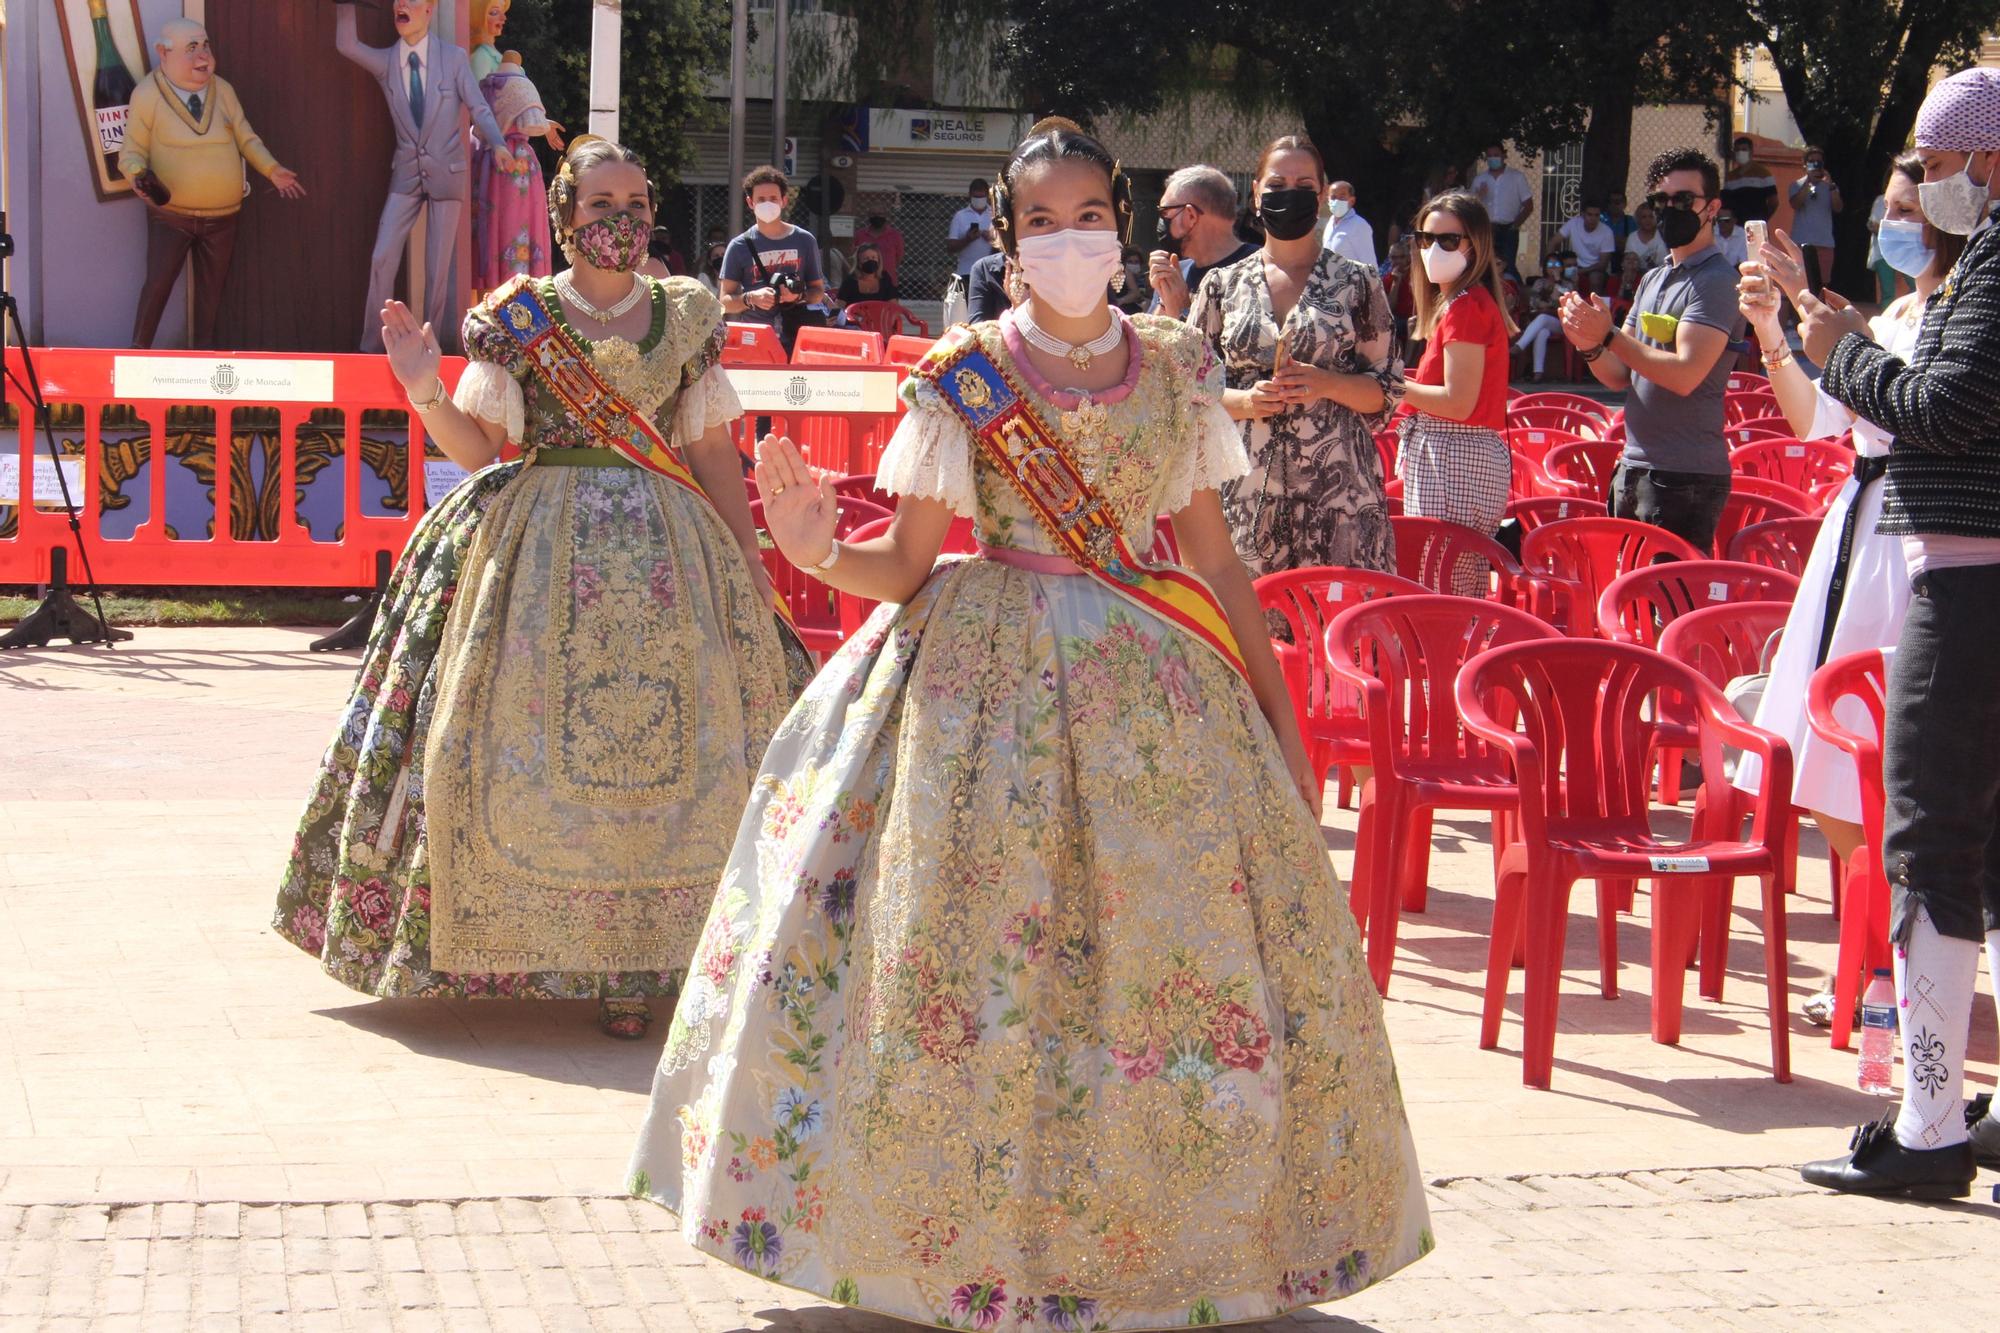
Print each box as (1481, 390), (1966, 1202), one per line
(272, 137), (807, 1039)
(627, 119), (1429, 1329)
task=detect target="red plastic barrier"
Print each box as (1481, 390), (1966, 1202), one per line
(721, 322), (789, 366)
(0, 346), (457, 588)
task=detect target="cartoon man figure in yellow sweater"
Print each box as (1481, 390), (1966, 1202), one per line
(120, 18), (304, 349)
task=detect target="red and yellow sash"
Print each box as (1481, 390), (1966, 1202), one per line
(489, 276), (800, 636)
(914, 327), (1248, 681)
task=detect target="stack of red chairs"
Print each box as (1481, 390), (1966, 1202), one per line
(1806, 649), (1893, 1051)
(1519, 516), (1702, 634)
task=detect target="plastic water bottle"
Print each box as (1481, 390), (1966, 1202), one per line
(1857, 969), (1898, 1096)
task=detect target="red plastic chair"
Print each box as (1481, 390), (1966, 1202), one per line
(1505, 425), (1584, 463)
(1327, 596), (1559, 992)
(1510, 391), (1611, 422)
(884, 333), (937, 369)
(1541, 439), (1624, 502)
(1598, 561), (1801, 803)
(1505, 495), (1602, 533)
(1725, 416), (1797, 448)
(790, 326), (885, 365)
(1253, 567), (1426, 800)
(829, 472), (897, 513)
(1507, 404), (1609, 439)
(1726, 516), (1822, 574)
(1520, 517), (1703, 635)
(1729, 473), (1815, 511)
(1713, 489), (1809, 559)
(841, 301), (931, 338)
(1373, 428), (1401, 484)
(751, 497), (897, 658)
(1389, 515), (1565, 623)
(1724, 391), (1781, 426)
(1726, 371), (1770, 394)
(1455, 640), (1796, 1088)
(1732, 437), (1855, 495)
(1595, 560), (1800, 650)
(1806, 649), (1891, 1051)
(833, 513), (979, 640)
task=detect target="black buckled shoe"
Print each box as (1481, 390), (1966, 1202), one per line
(1966, 1094), (2000, 1170)
(1801, 1114), (1975, 1199)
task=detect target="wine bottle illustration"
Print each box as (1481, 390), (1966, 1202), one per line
(88, 0), (140, 181)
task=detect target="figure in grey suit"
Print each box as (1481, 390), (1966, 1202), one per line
(335, 0), (512, 353)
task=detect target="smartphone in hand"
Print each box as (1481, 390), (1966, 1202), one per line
(1744, 220), (1768, 251)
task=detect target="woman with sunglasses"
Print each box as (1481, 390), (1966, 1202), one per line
(1396, 192), (1517, 591)
(1189, 135), (1404, 576)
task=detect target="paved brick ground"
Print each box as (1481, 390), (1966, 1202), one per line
(2, 628), (1996, 1329)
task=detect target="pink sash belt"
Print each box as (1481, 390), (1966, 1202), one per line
(976, 543), (1086, 576)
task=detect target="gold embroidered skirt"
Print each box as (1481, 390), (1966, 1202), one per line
(423, 462), (798, 975)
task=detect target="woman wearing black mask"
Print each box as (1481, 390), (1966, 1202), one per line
(835, 242), (898, 306)
(1189, 134), (1403, 575)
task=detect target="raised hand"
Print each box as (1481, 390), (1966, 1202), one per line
(1737, 261), (1784, 336)
(381, 300), (441, 397)
(1797, 288), (1870, 367)
(1758, 229), (1810, 308)
(753, 434), (839, 570)
(1559, 290), (1613, 349)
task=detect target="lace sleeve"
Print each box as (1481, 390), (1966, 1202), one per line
(671, 362), (744, 449)
(1158, 342), (1251, 515)
(452, 361), (526, 445)
(875, 376), (977, 517)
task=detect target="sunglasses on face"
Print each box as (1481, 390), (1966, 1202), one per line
(1644, 191), (1708, 211)
(1410, 230), (1466, 251)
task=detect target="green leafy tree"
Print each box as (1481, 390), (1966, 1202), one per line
(1754, 0), (2000, 292)
(497, 0), (730, 183)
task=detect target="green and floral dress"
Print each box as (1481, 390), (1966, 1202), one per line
(272, 276), (806, 999)
(627, 311), (1430, 1328)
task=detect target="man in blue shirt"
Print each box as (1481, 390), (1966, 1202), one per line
(721, 165), (825, 351)
(1560, 148), (1743, 552)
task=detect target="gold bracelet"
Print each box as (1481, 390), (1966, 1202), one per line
(409, 377), (449, 414)
(802, 539), (842, 579)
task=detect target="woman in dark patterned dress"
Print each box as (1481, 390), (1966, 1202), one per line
(1190, 135), (1404, 575)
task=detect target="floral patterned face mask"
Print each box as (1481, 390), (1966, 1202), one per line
(570, 209), (650, 272)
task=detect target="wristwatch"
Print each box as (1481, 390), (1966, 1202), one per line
(1581, 327), (1615, 363)
(803, 539), (842, 578)
(409, 377), (449, 414)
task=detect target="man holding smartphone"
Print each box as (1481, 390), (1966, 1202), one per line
(1788, 147), (1844, 295)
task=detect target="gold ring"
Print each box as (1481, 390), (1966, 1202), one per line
(770, 484), (787, 496)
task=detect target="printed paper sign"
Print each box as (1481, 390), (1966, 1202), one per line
(424, 461), (470, 505)
(725, 369), (900, 414)
(113, 356), (337, 403)
(1649, 855), (1711, 873)
(1708, 582), (1729, 600)
(0, 455), (86, 507)
(1785, 445), (1804, 457)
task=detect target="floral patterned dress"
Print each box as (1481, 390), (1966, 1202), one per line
(1190, 248), (1403, 576)
(627, 313), (1430, 1329)
(471, 50), (554, 291)
(272, 276), (807, 1000)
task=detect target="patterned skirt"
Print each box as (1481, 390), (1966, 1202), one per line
(627, 554), (1431, 1328)
(271, 461), (805, 999)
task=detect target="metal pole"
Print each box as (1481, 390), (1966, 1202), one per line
(727, 0), (748, 233)
(770, 0), (789, 178)
(588, 0), (622, 141)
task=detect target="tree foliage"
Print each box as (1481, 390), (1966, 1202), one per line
(498, 0), (730, 183)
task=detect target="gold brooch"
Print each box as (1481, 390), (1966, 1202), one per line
(506, 304), (535, 331)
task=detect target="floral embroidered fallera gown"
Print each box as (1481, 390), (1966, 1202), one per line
(272, 276), (806, 1000)
(628, 312), (1430, 1329)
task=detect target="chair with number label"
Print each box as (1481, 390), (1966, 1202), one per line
(1455, 639), (1796, 1088)
(1731, 437), (1855, 496)
(1520, 517), (1704, 636)
(1726, 516), (1822, 575)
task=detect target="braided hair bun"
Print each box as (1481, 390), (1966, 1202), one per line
(992, 118), (1133, 257)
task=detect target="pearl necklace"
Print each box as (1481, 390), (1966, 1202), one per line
(1017, 305), (1124, 370)
(556, 271), (647, 325)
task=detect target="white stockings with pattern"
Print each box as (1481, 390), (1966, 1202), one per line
(1893, 907), (1978, 1150)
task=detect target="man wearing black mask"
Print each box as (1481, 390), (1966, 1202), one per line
(1560, 148), (1742, 552)
(1146, 165), (1255, 320)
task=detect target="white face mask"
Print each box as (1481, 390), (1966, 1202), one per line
(970, 197), (989, 213)
(1734, 149), (1752, 165)
(1918, 153), (1996, 237)
(1421, 242), (1469, 286)
(753, 199), (783, 224)
(1016, 228), (1123, 318)
(1328, 198), (1351, 220)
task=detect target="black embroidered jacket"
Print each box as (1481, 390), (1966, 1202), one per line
(1823, 221), (2000, 537)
